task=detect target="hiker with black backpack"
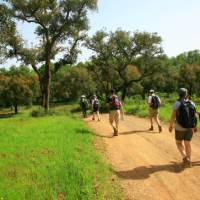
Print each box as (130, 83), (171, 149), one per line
(169, 88), (197, 167)
(91, 94), (100, 121)
(80, 95), (88, 118)
(106, 90), (122, 136)
(147, 89), (162, 132)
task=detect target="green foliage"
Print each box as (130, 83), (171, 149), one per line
(124, 96), (148, 117)
(86, 29), (167, 99)
(0, 66), (40, 109)
(1, 0), (98, 111)
(0, 108), (122, 200)
(170, 49), (200, 67)
(124, 94), (200, 128)
(51, 65), (96, 101)
(31, 109), (55, 117)
(0, 74), (34, 113)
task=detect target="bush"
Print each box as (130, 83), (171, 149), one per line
(31, 109), (56, 117)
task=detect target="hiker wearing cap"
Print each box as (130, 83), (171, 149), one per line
(169, 88), (197, 167)
(80, 95), (88, 118)
(147, 89), (162, 132)
(106, 90), (122, 136)
(91, 94), (100, 121)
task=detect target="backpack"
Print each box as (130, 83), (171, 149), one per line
(176, 100), (197, 128)
(80, 99), (88, 109)
(110, 95), (121, 109)
(150, 96), (160, 109)
(93, 99), (99, 109)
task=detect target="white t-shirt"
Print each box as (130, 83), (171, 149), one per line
(148, 95), (161, 107)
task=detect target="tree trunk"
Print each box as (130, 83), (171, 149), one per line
(39, 78), (45, 107)
(141, 91), (146, 100)
(14, 104), (18, 114)
(43, 69), (51, 112)
(121, 87), (127, 101)
(38, 69), (51, 112)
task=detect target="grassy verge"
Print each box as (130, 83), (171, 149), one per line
(123, 95), (200, 127)
(0, 106), (122, 200)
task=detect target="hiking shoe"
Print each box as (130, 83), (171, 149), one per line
(182, 157), (192, 168)
(113, 127), (118, 136)
(182, 156), (188, 164)
(149, 126), (153, 131)
(158, 126), (162, 133)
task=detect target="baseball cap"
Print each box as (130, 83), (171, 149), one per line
(179, 88), (188, 97)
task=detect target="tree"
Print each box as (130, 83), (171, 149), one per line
(1, 75), (33, 114)
(53, 65), (96, 100)
(178, 64), (200, 95)
(0, 0), (97, 111)
(0, 74), (9, 107)
(86, 30), (166, 100)
(171, 50), (200, 67)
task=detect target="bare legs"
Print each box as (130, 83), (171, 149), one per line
(109, 110), (120, 136)
(176, 140), (192, 166)
(149, 115), (162, 132)
(92, 111), (100, 121)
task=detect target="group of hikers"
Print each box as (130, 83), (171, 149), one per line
(80, 88), (198, 167)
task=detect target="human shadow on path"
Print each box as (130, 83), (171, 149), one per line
(75, 127), (113, 138)
(119, 130), (157, 135)
(90, 130), (157, 138)
(115, 161), (200, 180)
(94, 132), (114, 138)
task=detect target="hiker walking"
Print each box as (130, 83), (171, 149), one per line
(106, 90), (122, 136)
(147, 89), (162, 132)
(169, 88), (197, 167)
(80, 95), (88, 118)
(91, 94), (100, 121)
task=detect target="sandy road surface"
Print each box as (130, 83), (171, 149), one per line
(85, 114), (200, 200)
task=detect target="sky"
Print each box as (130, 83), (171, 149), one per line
(2, 0), (200, 67)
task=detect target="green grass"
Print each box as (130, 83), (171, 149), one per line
(123, 95), (200, 127)
(0, 107), (122, 200)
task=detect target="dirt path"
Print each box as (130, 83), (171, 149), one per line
(84, 114), (200, 200)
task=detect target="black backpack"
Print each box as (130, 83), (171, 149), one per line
(150, 96), (160, 109)
(176, 100), (197, 128)
(93, 99), (99, 109)
(80, 99), (88, 109)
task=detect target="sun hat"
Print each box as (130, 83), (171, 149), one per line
(149, 89), (154, 93)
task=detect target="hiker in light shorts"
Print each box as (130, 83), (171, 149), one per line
(147, 89), (162, 132)
(106, 90), (122, 136)
(91, 94), (100, 121)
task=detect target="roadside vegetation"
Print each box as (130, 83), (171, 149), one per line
(123, 94), (200, 127)
(1, 1), (200, 199)
(0, 106), (122, 200)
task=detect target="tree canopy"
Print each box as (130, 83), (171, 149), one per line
(86, 30), (166, 99)
(0, 0), (97, 110)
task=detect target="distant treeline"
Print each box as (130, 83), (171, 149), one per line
(1, 49), (200, 113)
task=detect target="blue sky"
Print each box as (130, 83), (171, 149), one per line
(2, 0), (200, 67)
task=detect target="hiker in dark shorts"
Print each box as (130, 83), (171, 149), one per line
(80, 95), (88, 118)
(106, 90), (122, 136)
(91, 95), (100, 121)
(169, 88), (197, 167)
(147, 89), (162, 132)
